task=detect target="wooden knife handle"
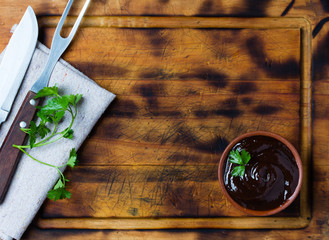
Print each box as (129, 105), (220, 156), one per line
(0, 91), (39, 203)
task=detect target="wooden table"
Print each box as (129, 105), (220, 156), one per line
(0, 0), (328, 239)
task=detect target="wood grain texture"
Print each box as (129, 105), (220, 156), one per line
(0, 0), (327, 239)
(0, 91), (38, 202)
(33, 17), (311, 229)
(40, 166), (301, 219)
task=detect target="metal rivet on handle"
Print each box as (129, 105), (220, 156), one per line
(29, 99), (36, 106)
(19, 121), (27, 128)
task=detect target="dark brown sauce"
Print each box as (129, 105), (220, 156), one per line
(223, 136), (299, 211)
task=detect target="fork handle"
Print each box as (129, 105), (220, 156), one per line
(0, 91), (39, 203)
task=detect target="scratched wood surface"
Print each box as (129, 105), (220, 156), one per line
(0, 0), (327, 239)
(28, 17), (311, 230)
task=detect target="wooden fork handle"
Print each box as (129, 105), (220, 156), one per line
(0, 91), (39, 203)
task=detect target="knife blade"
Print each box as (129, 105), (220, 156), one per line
(0, 6), (38, 126)
(0, 0), (90, 203)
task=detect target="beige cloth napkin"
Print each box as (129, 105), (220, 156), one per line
(0, 42), (115, 239)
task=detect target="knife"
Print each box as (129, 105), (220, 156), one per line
(0, 6), (38, 126)
(0, 6), (38, 203)
(0, 0), (91, 203)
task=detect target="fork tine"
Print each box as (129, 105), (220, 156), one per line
(53, 0), (91, 42)
(50, 0), (91, 56)
(68, 0), (91, 41)
(53, 0), (74, 39)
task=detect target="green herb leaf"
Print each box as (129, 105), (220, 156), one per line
(63, 129), (74, 139)
(47, 187), (72, 201)
(240, 149), (251, 164)
(55, 110), (66, 122)
(34, 86), (59, 99)
(67, 148), (78, 168)
(37, 123), (51, 139)
(53, 179), (65, 189)
(74, 94), (82, 104)
(64, 94), (76, 105)
(228, 149), (243, 165)
(28, 121), (37, 148)
(57, 96), (70, 109)
(40, 97), (66, 114)
(37, 111), (53, 124)
(231, 166), (246, 177)
(228, 149), (251, 178)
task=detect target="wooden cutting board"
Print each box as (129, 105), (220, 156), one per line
(36, 17), (311, 229)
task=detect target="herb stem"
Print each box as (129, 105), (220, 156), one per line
(34, 121), (59, 147)
(56, 167), (66, 186)
(13, 146), (58, 169)
(31, 113), (75, 148)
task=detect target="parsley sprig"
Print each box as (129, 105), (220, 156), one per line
(228, 149), (251, 178)
(13, 86), (82, 201)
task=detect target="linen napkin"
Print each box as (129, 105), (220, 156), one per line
(0, 42), (115, 240)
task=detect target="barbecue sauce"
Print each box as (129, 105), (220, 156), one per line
(223, 136), (299, 211)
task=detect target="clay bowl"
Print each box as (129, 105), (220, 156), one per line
(218, 131), (303, 216)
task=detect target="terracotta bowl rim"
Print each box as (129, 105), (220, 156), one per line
(218, 131), (303, 216)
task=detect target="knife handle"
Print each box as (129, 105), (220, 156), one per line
(0, 91), (39, 203)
